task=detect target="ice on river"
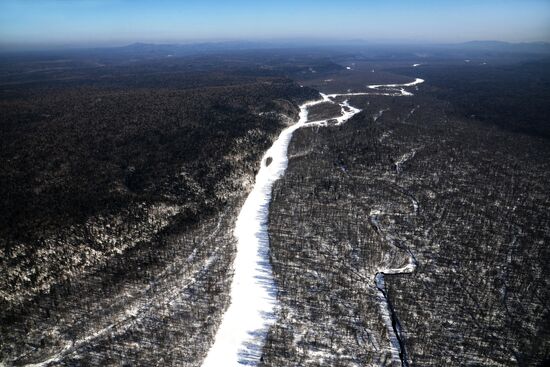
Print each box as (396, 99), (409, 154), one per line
(203, 77), (423, 366)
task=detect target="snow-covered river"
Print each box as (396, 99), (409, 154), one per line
(202, 78), (424, 367)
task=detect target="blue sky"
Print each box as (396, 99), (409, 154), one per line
(1, 0), (549, 49)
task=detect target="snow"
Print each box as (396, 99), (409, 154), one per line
(203, 77), (425, 366)
(203, 92), (365, 366)
(362, 78), (424, 97)
(379, 256), (418, 275)
(375, 256), (417, 366)
(412, 63), (421, 67)
(23, 344), (72, 367)
(395, 149), (417, 174)
(368, 78), (424, 90)
(373, 109), (389, 123)
(21, 212), (230, 367)
(375, 273), (403, 363)
(333, 99), (361, 125)
(363, 78), (424, 365)
(346, 66), (352, 70)
(21, 76), (427, 367)
(201, 124), (290, 366)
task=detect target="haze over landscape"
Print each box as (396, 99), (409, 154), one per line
(1, 1), (550, 367)
(1, 0), (550, 50)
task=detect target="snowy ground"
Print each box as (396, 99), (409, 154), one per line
(203, 78), (424, 366)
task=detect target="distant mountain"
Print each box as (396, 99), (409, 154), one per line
(3, 39), (549, 63)
(111, 40), (550, 58)
(115, 41), (282, 55)
(453, 40), (550, 54)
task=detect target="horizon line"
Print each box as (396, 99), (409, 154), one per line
(2, 38), (550, 53)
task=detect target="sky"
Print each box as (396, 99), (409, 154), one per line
(1, 0), (549, 50)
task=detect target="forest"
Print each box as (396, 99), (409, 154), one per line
(1, 45), (549, 366)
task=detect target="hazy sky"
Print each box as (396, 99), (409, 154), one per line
(1, 0), (549, 49)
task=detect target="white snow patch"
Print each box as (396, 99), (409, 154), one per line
(395, 149), (417, 174)
(203, 76), (425, 366)
(368, 78), (424, 90)
(357, 78), (425, 97)
(375, 256), (417, 366)
(373, 109), (389, 122)
(203, 92), (364, 367)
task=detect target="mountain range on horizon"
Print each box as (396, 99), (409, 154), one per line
(2, 39), (550, 54)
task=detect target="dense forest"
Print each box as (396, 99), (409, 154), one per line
(0, 55), (322, 365)
(262, 86), (549, 366)
(392, 59), (550, 139)
(1, 45), (549, 366)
